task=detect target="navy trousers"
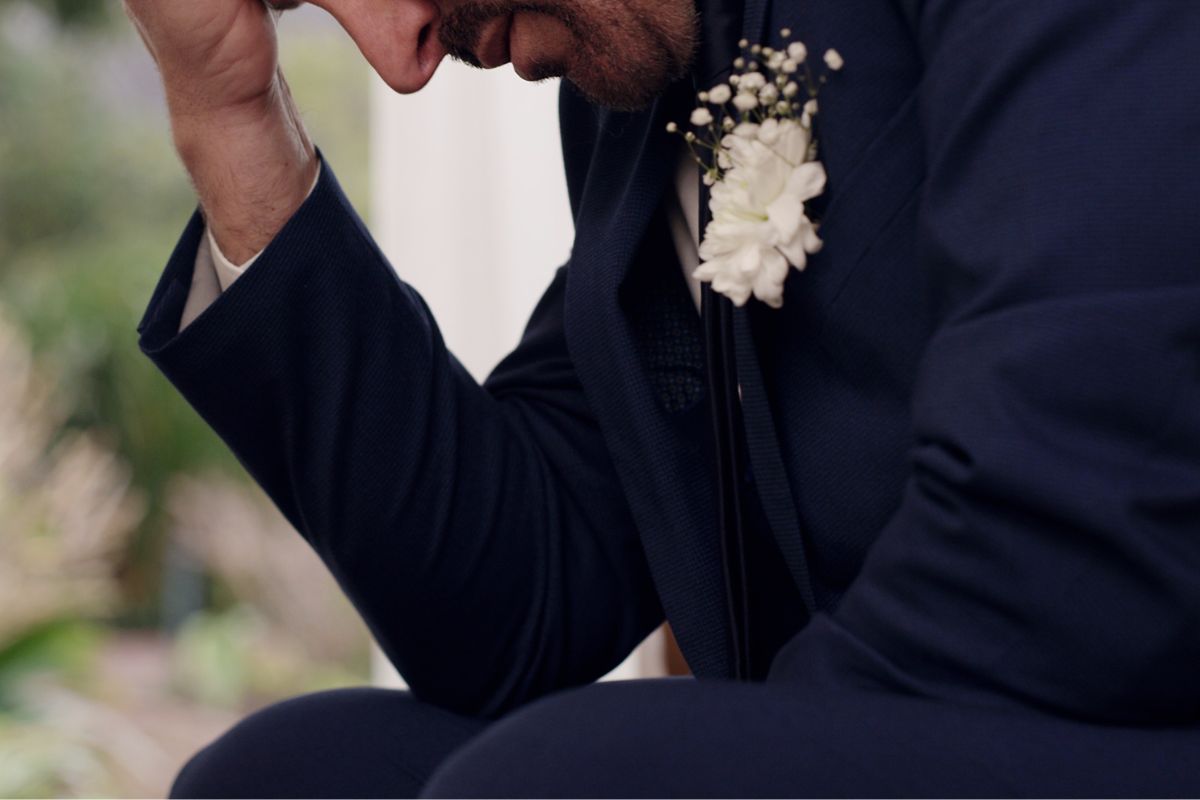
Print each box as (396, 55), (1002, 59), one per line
(171, 678), (1200, 797)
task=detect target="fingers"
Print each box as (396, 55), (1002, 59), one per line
(122, 0), (161, 63)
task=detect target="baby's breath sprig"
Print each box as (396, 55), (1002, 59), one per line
(668, 29), (843, 187)
(668, 30), (842, 308)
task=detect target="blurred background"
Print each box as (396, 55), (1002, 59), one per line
(1, 2), (373, 795)
(0, 0), (664, 795)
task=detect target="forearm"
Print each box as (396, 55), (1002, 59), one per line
(179, 160), (323, 333)
(171, 70), (317, 265)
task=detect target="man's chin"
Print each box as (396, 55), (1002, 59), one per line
(512, 57), (566, 83)
(564, 70), (675, 112)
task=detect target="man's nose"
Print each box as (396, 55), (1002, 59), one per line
(307, 0), (448, 94)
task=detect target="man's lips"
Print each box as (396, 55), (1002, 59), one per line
(474, 13), (513, 69)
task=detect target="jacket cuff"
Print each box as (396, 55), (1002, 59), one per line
(137, 151), (335, 355)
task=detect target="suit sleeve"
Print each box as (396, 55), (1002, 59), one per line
(138, 160), (662, 718)
(775, 0), (1200, 724)
(179, 164), (324, 332)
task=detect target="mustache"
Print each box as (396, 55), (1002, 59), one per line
(440, 0), (582, 67)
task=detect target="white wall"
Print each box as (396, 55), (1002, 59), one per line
(369, 63), (573, 380)
(368, 63), (666, 687)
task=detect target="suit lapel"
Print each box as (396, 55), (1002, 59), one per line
(692, 0), (771, 86)
(562, 0), (809, 677)
(741, 0), (772, 49)
(565, 89), (736, 678)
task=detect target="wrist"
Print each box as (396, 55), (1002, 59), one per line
(171, 73), (317, 264)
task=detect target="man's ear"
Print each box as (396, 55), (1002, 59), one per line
(309, 0), (447, 93)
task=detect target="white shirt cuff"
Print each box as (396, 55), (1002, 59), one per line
(207, 161), (323, 292)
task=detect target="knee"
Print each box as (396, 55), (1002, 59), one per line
(169, 690), (355, 799)
(170, 687), (467, 799)
(169, 711), (276, 799)
(420, 706), (553, 798)
(170, 739), (227, 799)
(421, 683), (655, 798)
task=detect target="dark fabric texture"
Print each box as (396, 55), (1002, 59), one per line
(138, 0), (1200, 792)
(426, 673), (1200, 798)
(169, 679), (1200, 799)
(169, 689), (486, 799)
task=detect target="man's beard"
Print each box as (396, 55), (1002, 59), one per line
(439, 0), (697, 111)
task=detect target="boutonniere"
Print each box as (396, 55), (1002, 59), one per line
(669, 33), (843, 308)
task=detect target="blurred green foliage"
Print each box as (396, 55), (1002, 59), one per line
(17, 0), (110, 28)
(0, 30), (241, 617)
(0, 1), (370, 622)
(171, 607), (364, 709)
(0, 623), (100, 714)
(0, 4), (372, 793)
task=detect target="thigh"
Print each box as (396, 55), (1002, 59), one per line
(171, 687), (488, 799)
(422, 677), (1200, 798)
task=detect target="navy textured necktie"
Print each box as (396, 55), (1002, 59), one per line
(693, 0), (753, 680)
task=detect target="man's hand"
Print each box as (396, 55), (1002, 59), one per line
(125, 0), (318, 263)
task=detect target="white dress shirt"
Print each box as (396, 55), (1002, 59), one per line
(179, 154), (703, 333)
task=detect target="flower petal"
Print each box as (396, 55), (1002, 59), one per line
(803, 223), (824, 254)
(753, 273), (786, 309)
(767, 192), (804, 241)
(777, 229), (810, 268)
(786, 161), (828, 202)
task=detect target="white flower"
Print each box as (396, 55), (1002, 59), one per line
(732, 121), (760, 139)
(732, 92), (759, 112)
(708, 83), (732, 105)
(668, 33), (842, 308)
(665, 121), (679, 133)
(739, 72), (767, 91)
(755, 117), (785, 144)
(695, 118), (826, 308)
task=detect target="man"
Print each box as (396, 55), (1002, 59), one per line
(128, 0), (1200, 795)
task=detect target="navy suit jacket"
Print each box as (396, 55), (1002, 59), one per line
(140, 0), (1200, 727)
